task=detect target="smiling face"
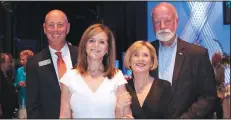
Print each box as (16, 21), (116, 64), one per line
(43, 10), (70, 48)
(152, 2), (178, 42)
(86, 32), (108, 61)
(129, 46), (153, 73)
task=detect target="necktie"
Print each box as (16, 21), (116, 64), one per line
(55, 52), (67, 79)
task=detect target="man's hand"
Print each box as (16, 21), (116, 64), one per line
(116, 92), (132, 110)
(19, 81), (26, 87)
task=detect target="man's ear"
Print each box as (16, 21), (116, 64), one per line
(176, 18), (179, 26)
(43, 23), (47, 34)
(66, 23), (70, 34)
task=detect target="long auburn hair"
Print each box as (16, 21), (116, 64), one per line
(75, 24), (117, 79)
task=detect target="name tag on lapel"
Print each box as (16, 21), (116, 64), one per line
(38, 59), (51, 67)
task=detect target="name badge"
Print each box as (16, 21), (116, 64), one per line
(38, 59), (51, 66)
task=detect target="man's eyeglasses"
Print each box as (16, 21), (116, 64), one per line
(154, 19), (173, 26)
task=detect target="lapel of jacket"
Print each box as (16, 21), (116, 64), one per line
(172, 39), (186, 89)
(68, 45), (78, 68)
(40, 47), (60, 91)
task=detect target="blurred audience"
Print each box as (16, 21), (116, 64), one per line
(15, 50), (34, 119)
(0, 53), (17, 119)
(212, 52), (230, 119)
(212, 52), (225, 119)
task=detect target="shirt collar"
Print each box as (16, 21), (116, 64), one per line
(49, 42), (69, 57)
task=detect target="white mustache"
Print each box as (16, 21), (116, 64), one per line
(157, 29), (172, 35)
(156, 29), (175, 42)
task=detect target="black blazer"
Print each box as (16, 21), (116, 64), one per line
(0, 70), (17, 109)
(126, 79), (173, 119)
(150, 39), (217, 118)
(26, 45), (77, 119)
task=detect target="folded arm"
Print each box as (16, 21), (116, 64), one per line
(115, 84), (132, 118)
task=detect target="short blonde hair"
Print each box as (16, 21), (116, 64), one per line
(124, 40), (158, 70)
(20, 50), (34, 58)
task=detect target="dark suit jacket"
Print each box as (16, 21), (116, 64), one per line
(150, 39), (217, 118)
(0, 70), (17, 109)
(126, 79), (173, 119)
(26, 45), (77, 119)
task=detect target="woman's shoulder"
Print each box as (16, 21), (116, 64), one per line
(62, 69), (82, 79)
(110, 69), (123, 79)
(109, 69), (127, 84)
(115, 69), (123, 75)
(60, 69), (82, 85)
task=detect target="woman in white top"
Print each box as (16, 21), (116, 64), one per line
(59, 24), (132, 118)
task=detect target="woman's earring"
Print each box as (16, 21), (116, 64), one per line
(149, 64), (153, 70)
(105, 52), (108, 56)
(129, 64), (132, 69)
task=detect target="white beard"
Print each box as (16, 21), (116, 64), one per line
(156, 29), (175, 42)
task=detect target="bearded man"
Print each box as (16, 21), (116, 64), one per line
(150, 2), (217, 119)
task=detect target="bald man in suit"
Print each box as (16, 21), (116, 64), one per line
(26, 10), (77, 118)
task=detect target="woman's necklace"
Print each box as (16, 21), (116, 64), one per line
(134, 76), (150, 93)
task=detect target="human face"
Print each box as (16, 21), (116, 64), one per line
(86, 32), (108, 61)
(2, 55), (11, 71)
(20, 55), (27, 66)
(152, 6), (178, 42)
(130, 46), (153, 73)
(43, 11), (70, 47)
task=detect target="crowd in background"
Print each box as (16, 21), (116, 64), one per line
(0, 50), (34, 118)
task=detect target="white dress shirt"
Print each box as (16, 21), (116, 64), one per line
(49, 43), (73, 81)
(158, 37), (178, 84)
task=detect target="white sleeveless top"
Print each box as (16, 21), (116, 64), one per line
(60, 69), (127, 118)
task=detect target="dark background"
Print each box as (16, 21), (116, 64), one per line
(223, 1), (230, 25)
(0, 1), (147, 68)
